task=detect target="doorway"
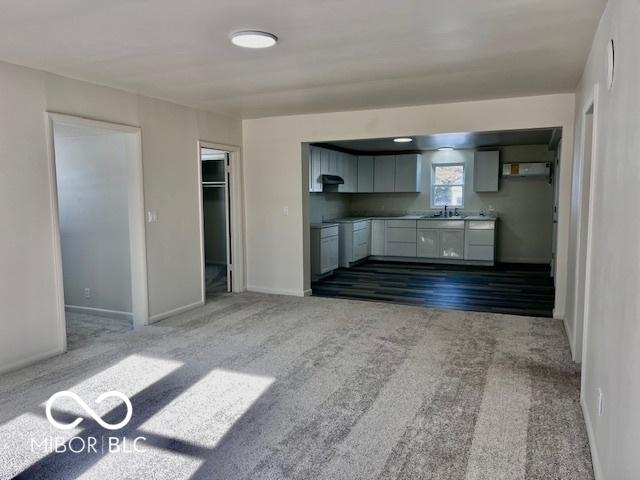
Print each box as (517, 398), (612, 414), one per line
(572, 97), (597, 362)
(47, 114), (148, 351)
(200, 145), (232, 298)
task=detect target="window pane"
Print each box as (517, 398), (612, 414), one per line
(433, 186), (463, 207)
(434, 165), (464, 185)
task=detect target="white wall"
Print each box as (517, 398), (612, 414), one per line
(0, 60), (241, 373)
(242, 94), (575, 304)
(569, 0), (640, 478)
(349, 145), (555, 263)
(55, 131), (132, 314)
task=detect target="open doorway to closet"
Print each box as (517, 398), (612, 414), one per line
(200, 144), (232, 298)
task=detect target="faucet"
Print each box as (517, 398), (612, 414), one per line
(443, 205), (448, 217)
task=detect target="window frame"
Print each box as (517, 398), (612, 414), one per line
(430, 162), (465, 208)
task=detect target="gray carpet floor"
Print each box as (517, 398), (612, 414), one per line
(0, 293), (593, 479)
(65, 311), (133, 350)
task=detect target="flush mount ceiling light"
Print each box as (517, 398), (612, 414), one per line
(438, 147), (454, 151)
(393, 137), (413, 143)
(230, 30), (278, 49)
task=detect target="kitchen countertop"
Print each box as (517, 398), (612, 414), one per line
(326, 214), (497, 223)
(310, 222), (339, 228)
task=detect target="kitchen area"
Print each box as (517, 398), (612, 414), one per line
(308, 129), (560, 317)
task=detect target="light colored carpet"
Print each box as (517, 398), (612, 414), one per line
(0, 293), (593, 479)
(65, 311), (133, 350)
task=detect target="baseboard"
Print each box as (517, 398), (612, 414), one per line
(302, 289), (312, 297)
(499, 257), (551, 264)
(0, 346), (66, 376)
(560, 315), (577, 361)
(65, 305), (132, 320)
(149, 300), (204, 324)
(247, 285), (308, 297)
(581, 397), (603, 480)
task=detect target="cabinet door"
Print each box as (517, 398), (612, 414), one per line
(353, 228), (369, 261)
(395, 154), (421, 192)
(374, 155), (395, 192)
(328, 150), (339, 175)
(474, 151), (499, 192)
(347, 154), (358, 192)
(320, 236), (339, 273)
(371, 220), (386, 255)
(310, 147), (322, 192)
(417, 229), (439, 257)
(439, 230), (464, 258)
(320, 148), (330, 175)
(357, 156), (374, 192)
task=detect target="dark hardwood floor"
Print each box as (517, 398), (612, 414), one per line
(312, 260), (555, 317)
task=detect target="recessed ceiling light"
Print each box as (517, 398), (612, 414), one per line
(438, 147), (454, 151)
(393, 137), (412, 143)
(230, 30), (278, 49)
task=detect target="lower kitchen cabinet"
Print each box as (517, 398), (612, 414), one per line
(338, 220), (371, 267)
(417, 229), (439, 257)
(311, 224), (339, 279)
(440, 230), (465, 258)
(371, 220), (386, 255)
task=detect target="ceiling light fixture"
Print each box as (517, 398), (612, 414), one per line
(230, 30), (278, 49)
(393, 137), (413, 143)
(438, 147), (454, 151)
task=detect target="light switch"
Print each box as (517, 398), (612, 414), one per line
(147, 210), (158, 223)
(283, 206), (289, 216)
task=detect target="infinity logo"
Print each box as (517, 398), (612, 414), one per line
(45, 391), (133, 431)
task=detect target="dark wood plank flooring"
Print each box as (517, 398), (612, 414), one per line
(312, 260), (555, 317)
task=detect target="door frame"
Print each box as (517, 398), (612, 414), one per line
(575, 84), (599, 366)
(45, 112), (149, 350)
(197, 140), (245, 301)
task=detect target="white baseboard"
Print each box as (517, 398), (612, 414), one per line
(0, 346), (66, 376)
(560, 316), (577, 361)
(581, 397), (603, 480)
(302, 289), (312, 297)
(247, 285), (308, 297)
(149, 300), (204, 324)
(65, 305), (132, 320)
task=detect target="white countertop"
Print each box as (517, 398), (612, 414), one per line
(326, 214), (496, 223)
(310, 222), (339, 228)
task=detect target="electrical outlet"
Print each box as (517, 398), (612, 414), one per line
(283, 206), (289, 216)
(147, 210), (158, 223)
(597, 388), (604, 416)
(84, 288), (91, 299)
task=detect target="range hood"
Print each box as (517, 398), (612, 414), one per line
(320, 174), (345, 185)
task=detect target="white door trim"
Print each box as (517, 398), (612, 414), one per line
(197, 140), (245, 302)
(45, 112), (149, 337)
(571, 84), (599, 365)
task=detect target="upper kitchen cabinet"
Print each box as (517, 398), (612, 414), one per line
(309, 146), (323, 192)
(338, 152), (358, 193)
(357, 156), (374, 192)
(374, 155), (395, 192)
(474, 151), (500, 192)
(395, 154), (422, 192)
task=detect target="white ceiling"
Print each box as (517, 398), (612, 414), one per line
(0, 0), (605, 119)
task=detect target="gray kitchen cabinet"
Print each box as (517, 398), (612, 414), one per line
(464, 220), (496, 263)
(395, 154), (422, 192)
(311, 224), (339, 279)
(339, 153), (358, 193)
(385, 220), (417, 257)
(357, 156), (374, 192)
(374, 155), (395, 192)
(417, 229), (439, 257)
(371, 219), (386, 255)
(474, 151), (500, 192)
(440, 230), (465, 258)
(309, 146), (323, 192)
(338, 219), (371, 267)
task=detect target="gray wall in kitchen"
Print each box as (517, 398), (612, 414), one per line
(309, 192), (351, 224)
(347, 144), (556, 263)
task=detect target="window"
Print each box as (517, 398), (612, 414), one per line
(431, 163), (464, 207)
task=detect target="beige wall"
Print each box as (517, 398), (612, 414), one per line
(0, 60), (241, 373)
(568, 0), (640, 477)
(243, 94), (575, 305)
